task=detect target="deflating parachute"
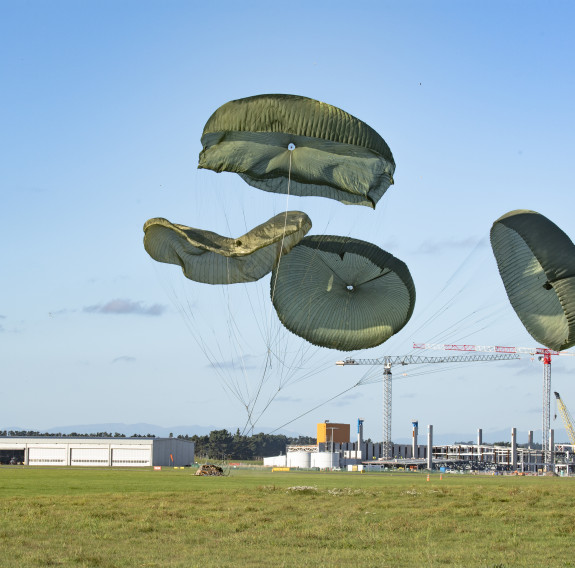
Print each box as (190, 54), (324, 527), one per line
(270, 235), (416, 351)
(143, 211), (312, 284)
(490, 209), (575, 351)
(198, 94), (395, 208)
(144, 92), (403, 432)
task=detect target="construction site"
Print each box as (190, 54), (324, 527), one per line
(264, 418), (575, 475)
(265, 342), (575, 475)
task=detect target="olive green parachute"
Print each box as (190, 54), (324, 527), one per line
(198, 94), (395, 208)
(270, 235), (415, 350)
(143, 211), (312, 284)
(490, 209), (575, 351)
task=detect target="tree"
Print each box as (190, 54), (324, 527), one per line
(207, 429), (233, 459)
(232, 429), (251, 460)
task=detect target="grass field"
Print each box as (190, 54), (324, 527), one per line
(1, 467), (574, 567)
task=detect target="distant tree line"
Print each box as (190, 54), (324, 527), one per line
(1, 430), (547, 458)
(0, 431), (154, 438)
(179, 429), (316, 460)
(0, 429), (316, 459)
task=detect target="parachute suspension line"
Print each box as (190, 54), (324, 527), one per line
(247, 386), (284, 434)
(158, 262), (317, 432)
(391, 237), (497, 355)
(411, 241), (485, 336)
(223, 257), (253, 405)
(356, 361), (492, 387)
(417, 309), (484, 348)
(271, 357), (496, 437)
(220, 274), (279, 430)
(231, 277), (325, 434)
(263, 237), (338, 396)
(241, 345), (274, 435)
(238, 295), (280, 432)
(153, 264), (252, 409)
(165, 202), (259, 417)
(240, 144), (296, 433)
(241, 144), (332, 431)
(270, 144), (294, 305)
(249, 348), (336, 430)
(270, 381), (361, 434)
(218, 207), (269, 407)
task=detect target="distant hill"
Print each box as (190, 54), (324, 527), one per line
(2, 423), (307, 438)
(4, 424), (563, 446)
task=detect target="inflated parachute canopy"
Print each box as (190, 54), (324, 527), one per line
(270, 235), (415, 351)
(143, 211), (312, 285)
(198, 94), (395, 208)
(490, 209), (575, 351)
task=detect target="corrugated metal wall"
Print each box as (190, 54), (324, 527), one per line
(152, 439), (195, 467)
(0, 438), (194, 468)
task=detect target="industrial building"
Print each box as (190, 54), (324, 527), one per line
(264, 419), (575, 474)
(0, 437), (194, 467)
(316, 421), (350, 446)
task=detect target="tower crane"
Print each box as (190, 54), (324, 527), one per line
(554, 391), (575, 447)
(336, 353), (520, 460)
(414, 342), (575, 467)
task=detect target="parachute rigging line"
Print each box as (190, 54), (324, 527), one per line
(241, 145), (298, 435)
(265, 242), (498, 434)
(404, 238), (489, 347)
(282, 347), (524, 434)
(151, 262), (287, 428)
(270, 144), (294, 305)
(270, 381), (361, 434)
(356, 359), (508, 386)
(271, 356), (506, 434)
(380, 237), (504, 359)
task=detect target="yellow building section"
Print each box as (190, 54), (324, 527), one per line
(317, 423), (350, 444)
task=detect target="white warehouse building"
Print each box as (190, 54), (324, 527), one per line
(0, 437), (194, 467)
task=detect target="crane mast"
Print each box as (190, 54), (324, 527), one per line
(336, 353), (519, 460)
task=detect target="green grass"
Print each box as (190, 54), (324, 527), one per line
(1, 468), (574, 567)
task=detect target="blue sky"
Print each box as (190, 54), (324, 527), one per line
(2, 1), (575, 442)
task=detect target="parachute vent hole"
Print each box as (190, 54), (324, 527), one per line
(235, 240), (242, 246)
(288, 143), (296, 151)
(347, 285), (354, 292)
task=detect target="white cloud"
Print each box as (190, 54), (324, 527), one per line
(112, 356), (136, 364)
(84, 299), (166, 316)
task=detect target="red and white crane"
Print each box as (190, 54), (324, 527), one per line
(337, 352), (520, 460)
(414, 342), (575, 466)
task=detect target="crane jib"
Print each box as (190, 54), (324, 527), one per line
(337, 354), (520, 366)
(412, 342), (570, 356)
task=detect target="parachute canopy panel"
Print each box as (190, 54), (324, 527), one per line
(143, 211), (312, 285)
(198, 94), (395, 208)
(490, 209), (575, 351)
(270, 235), (415, 350)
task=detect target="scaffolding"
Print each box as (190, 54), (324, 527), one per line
(430, 443), (546, 472)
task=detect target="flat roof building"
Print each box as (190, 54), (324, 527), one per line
(317, 422), (350, 445)
(0, 437), (194, 467)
